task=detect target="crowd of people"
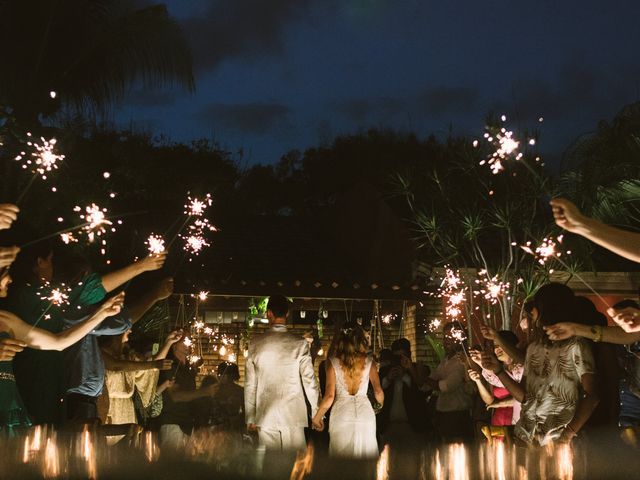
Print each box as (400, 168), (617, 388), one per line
(0, 197), (638, 467)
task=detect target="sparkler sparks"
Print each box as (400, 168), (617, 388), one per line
(197, 291), (209, 301)
(520, 235), (565, 266)
(146, 234), (165, 255)
(39, 283), (72, 307)
(15, 135), (65, 180)
(476, 116), (537, 175)
(185, 194), (212, 217)
(475, 270), (510, 304)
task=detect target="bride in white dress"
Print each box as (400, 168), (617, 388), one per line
(311, 324), (384, 458)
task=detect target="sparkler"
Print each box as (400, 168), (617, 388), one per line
(447, 325), (471, 362)
(30, 283), (73, 331)
(15, 135), (65, 204)
(146, 234), (165, 255)
(520, 236), (609, 307)
(475, 270), (511, 305)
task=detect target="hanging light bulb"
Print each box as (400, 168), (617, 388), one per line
(243, 349), (249, 358)
(322, 309), (329, 319)
(300, 310), (306, 319)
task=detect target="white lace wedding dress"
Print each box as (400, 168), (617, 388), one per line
(328, 355), (378, 458)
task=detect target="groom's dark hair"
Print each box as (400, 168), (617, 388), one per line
(267, 295), (289, 318)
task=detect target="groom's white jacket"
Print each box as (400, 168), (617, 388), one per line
(244, 325), (320, 428)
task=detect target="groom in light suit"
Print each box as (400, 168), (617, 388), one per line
(245, 295), (320, 452)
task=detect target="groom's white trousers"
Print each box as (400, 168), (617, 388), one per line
(258, 427), (306, 452)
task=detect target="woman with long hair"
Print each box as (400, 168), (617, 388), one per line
(311, 323), (384, 458)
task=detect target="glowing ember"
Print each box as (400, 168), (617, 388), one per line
(15, 136), (65, 179)
(146, 234), (165, 254)
(188, 354), (201, 365)
(81, 427), (97, 480)
(183, 337), (193, 347)
(448, 443), (469, 480)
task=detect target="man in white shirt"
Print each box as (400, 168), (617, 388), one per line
(245, 295), (320, 452)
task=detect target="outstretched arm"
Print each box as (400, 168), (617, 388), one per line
(369, 363), (384, 405)
(128, 278), (174, 325)
(545, 322), (640, 345)
(101, 254), (167, 293)
(550, 198), (640, 264)
(102, 349), (173, 372)
(480, 324), (526, 365)
(3, 294), (125, 351)
(154, 330), (182, 360)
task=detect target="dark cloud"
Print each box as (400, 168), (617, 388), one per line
(196, 102), (290, 134)
(124, 89), (178, 107)
(334, 85), (478, 124)
(182, 0), (327, 71)
(498, 59), (640, 122)
(418, 86), (478, 116)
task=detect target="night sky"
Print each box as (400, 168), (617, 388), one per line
(117, 0), (640, 165)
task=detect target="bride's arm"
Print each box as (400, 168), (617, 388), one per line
(369, 364), (384, 405)
(311, 362), (335, 430)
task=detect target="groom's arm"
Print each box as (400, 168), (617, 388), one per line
(299, 342), (320, 417)
(244, 353), (258, 428)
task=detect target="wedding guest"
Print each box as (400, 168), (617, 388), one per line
(212, 362), (244, 432)
(469, 331), (524, 439)
(100, 330), (179, 443)
(484, 283), (599, 445)
(158, 335), (218, 450)
(379, 338), (428, 448)
(424, 321), (475, 443)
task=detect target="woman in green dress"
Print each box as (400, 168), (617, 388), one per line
(0, 267), (125, 435)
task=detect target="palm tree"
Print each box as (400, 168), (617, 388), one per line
(0, 0), (194, 127)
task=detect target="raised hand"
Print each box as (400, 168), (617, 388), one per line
(480, 350), (502, 373)
(544, 322), (578, 341)
(98, 292), (125, 318)
(0, 246), (20, 269)
(165, 329), (183, 345)
(0, 204), (19, 230)
(469, 348), (483, 366)
(607, 306), (640, 333)
(549, 198), (587, 233)
(138, 253), (168, 272)
(480, 324), (498, 342)
(467, 369), (481, 383)
(0, 337), (26, 361)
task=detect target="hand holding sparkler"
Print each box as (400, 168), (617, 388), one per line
(469, 348), (483, 366)
(0, 204), (19, 230)
(94, 292), (126, 319)
(479, 324), (499, 342)
(0, 246), (20, 269)
(544, 322), (578, 341)
(550, 198), (589, 234)
(164, 329), (183, 345)
(480, 350), (503, 375)
(607, 306), (640, 334)
(137, 253), (168, 272)
(0, 337), (26, 361)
